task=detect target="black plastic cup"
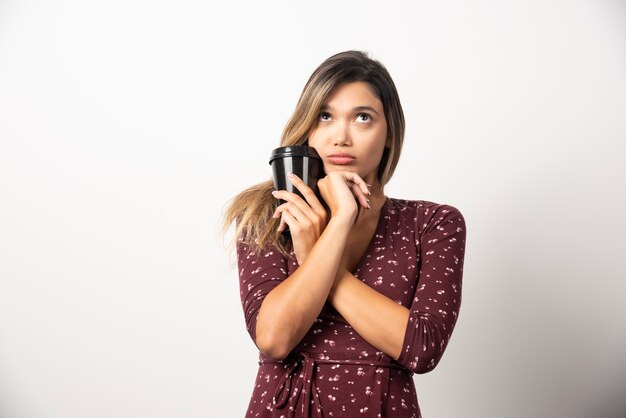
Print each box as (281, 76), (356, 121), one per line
(269, 146), (324, 204)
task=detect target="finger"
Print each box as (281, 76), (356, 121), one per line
(349, 182), (370, 209)
(277, 217), (287, 232)
(272, 189), (306, 207)
(272, 205), (287, 229)
(272, 188), (319, 221)
(343, 172), (370, 196)
(287, 173), (325, 213)
(274, 201), (309, 225)
(278, 209), (298, 233)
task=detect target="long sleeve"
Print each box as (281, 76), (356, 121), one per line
(236, 240), (289, 344)
(397, 205), (467, 374)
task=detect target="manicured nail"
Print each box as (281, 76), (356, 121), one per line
(287, 172), (295, 178)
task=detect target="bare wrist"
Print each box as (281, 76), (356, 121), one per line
(328, 212), (356, 229)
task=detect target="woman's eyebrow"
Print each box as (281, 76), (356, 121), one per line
(321, 105), (380, 115)
(354, 105), (379, 115)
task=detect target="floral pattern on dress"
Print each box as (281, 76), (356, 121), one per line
(237, 198), (466, 417)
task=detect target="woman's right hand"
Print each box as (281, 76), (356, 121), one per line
(317, 170), (371, 223)
(272, 173), (328, 265)
(272, 171), (371, 265)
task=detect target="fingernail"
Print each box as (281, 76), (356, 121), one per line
(287, 172), (294, 178)
(272, 190), (278, 196)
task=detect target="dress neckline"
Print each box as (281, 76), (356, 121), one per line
(354, 196), (390, 275)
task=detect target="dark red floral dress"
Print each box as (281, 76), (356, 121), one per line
(237, 198), (467, 417)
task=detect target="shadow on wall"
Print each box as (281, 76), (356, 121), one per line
(479, 146), (626, 418)
(588, 378), (626, 418)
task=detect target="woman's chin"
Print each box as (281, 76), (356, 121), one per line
(323, 165), (359, 175)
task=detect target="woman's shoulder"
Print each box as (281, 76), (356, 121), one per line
(386, 196), (466, 237)
(387, 196), (463, 215)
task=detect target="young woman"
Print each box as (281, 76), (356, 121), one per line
(224, 51), (466, 417)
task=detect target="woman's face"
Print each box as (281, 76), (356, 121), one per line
(307, 81), (388, 186)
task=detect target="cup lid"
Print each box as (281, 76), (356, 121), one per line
(269, 146), (322, 164)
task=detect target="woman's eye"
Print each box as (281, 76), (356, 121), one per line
(356, 113), (371, 122)
(319, 112), (331, 121)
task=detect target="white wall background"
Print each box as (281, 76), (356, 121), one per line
(1, 1), (625, 417)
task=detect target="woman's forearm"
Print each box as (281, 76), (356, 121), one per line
(255, 217), (353, 360)
(328, 268), (410, 360)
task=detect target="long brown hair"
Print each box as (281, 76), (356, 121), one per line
(223, 50), (405, 255)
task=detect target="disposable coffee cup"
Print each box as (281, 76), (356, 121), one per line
(269, 146), (324, 204)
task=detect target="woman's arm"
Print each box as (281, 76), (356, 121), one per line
(255, 216), (353, 360)
(328, 205), (467, 373)
(254, 172), (370, 360)
(328, 269), (410, 359)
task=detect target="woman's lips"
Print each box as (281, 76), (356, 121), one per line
(327, 154), (356, 165)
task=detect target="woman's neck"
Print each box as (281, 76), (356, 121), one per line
(354, 183), (385, 225)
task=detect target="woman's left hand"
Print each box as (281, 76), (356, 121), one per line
(272, 173), (328, 264)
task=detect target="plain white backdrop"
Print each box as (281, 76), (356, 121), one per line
(1, 1), (625, 417)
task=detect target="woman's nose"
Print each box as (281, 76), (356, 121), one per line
(332, 123), (351, 146)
